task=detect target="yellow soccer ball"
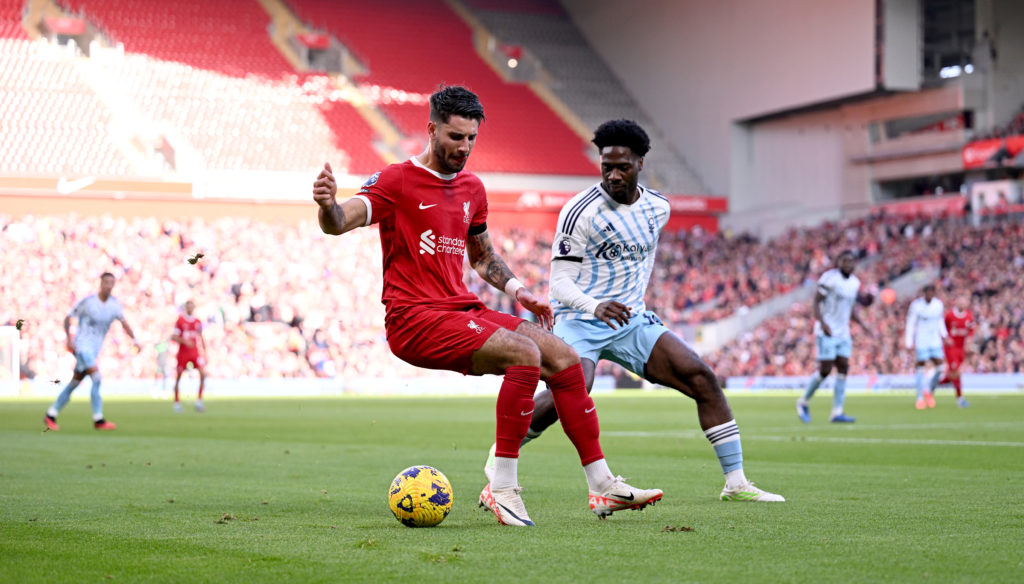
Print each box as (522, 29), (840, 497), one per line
(387, 465), (453, 527)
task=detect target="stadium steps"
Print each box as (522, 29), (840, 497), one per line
(258, 0), (404, 167)
(458, 0), (710, 194)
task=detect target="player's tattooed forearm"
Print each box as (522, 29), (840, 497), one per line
(484, 257), (515, 288)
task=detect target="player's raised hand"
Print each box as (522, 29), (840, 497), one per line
(595, 301), (631, 330)
(516, 288), (553, 330)
(313, 162), (338, 210)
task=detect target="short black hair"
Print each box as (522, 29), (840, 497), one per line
(923, 284), (936, 292)
(100, 272), (115, 279)
(837, 250), (857, 261)
(592, 119), (651, 157)
(429, 85), (485, 124)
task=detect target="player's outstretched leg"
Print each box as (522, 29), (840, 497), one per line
(545, 363), (663, 518)
(645, 332), (784, 502)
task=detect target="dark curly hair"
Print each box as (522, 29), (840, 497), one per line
(429, 85), (486, 124)
(592, 119), (650, 157)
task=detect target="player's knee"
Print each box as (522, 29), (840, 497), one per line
(544, 338), (580, 373)
(507, 335), (542, 368)
(89, 372), (102, 385)
(685, 362), (721, 396)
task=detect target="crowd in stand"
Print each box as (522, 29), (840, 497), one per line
(2, 211), (1022, 384)
(708, 219), (1024, 378)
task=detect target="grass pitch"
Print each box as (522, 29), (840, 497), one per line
(2, 392), (1022, 583)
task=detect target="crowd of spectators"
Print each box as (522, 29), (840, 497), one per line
(2, 210), (1022, 384)
(708, 219), (1024, 378)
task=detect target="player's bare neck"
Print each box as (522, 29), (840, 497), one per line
(98, 292), (111, 302)
(416, 152), (446, 175)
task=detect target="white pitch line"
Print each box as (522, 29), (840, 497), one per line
(760, 421), (1023, 433)
(603, 430), (1024, 448)
(752, 435), (1024, 448)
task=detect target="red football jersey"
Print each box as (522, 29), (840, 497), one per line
(944, 309), (975, 349)
(174, 314), (203, 355)
(355, 158), (488, 313)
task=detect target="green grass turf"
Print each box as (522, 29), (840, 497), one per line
(2, 392), (1023, 583)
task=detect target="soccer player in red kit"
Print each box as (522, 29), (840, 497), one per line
(312, 85), (662, 526)
(942, 295), (975, 408)
(171, 300), (206, 412)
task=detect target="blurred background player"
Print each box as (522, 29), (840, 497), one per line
(905, 284), (948, 410)
(171, 300), (207, 412)
(486, 119), (783, 502)
(313, 86), (662, 526)
(796, 251), (870, 424)
(940, 295), (975, 408)
(44, 272), (140, 431)
(306, 328), (336, 378)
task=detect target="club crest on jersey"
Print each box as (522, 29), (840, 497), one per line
(362, 172), (380, 188)
(462, 201), (471, 224)
(648, 217), (657, 235)
(467, 320), (484, 334)
(558, 238), (572, 255)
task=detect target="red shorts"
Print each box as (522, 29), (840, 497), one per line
(176, 352), (205, 374)
(944, 346), (965, 371)
(385, 305), (525, 375)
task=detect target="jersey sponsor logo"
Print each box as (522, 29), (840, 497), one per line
(362, 172), (380, 187)
(418, 202), (438, 210)
(462, 201), (471, 224)
(468, 320), (485, 334)
(558, 238), (572, 255)
(418, 229), (466, 256)
(595, 240), (651, 261)
(419, 230), (436, 255)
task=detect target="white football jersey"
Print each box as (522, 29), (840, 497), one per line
(906, 297), (947, 348)
(550, 183), (670, 321)
(813, 268), (861, 339)
(68, 294), (125, 352)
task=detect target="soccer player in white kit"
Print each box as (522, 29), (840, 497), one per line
(905, 284), (948, 409)
(44, 273), (140, 431)
(796, 251), (870, 423)
(485, 119), (784, 502)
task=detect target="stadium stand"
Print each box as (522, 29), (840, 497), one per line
(59, 0), (384, 175)
(6, 208), (1022, 384)
(0, 35), (132, 176)
(286, 0), (597, 175)
(462, 0), (708, 193)
(708, 217), (1024, 378)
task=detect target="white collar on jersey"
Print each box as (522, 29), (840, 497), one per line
(410, 156), (457, 181)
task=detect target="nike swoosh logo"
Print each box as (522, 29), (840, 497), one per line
(611, 492), (634, 501)
(56, 176), (96, 195)
(584, 407), (596, 414)
(418, 202), (438, 209)
(520, 409), (534, 416)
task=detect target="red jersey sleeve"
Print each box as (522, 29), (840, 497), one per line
(356, 165), (403, 226)
(173, 315), (184, 336)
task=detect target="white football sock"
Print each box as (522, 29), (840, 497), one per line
(492, 456), (519, 491)
(583, 458), (615, 492)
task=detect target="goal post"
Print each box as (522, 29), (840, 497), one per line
(0, 326), (19, 397)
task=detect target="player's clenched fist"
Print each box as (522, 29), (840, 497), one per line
(313, 162), (337, 209)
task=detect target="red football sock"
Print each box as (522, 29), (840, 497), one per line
(952, 377), (962, 397)
(547, 363), (604, 466)
(494, 366), (541, 459)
